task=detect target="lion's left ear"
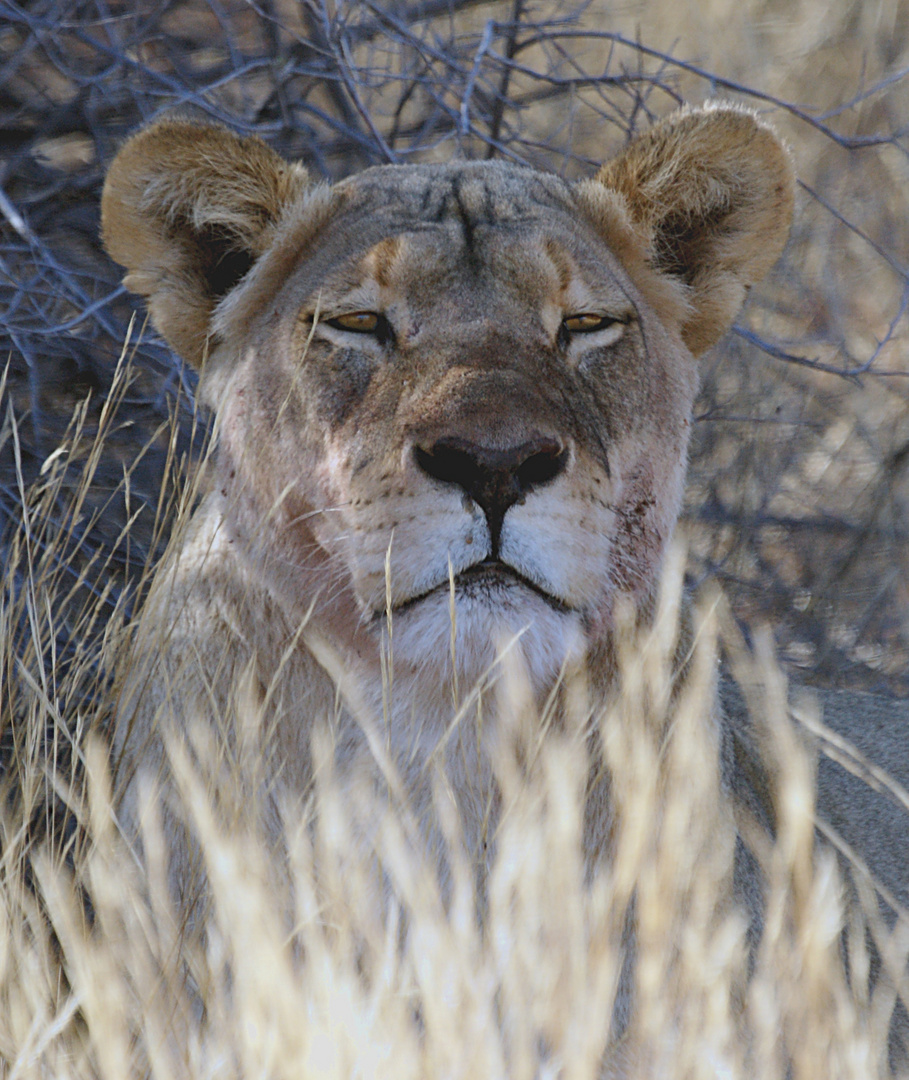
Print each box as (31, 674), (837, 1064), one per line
(594, 106), (794, 356)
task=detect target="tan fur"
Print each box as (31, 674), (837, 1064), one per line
(102, 122), (311, 365)
(102, 105), (795, 952)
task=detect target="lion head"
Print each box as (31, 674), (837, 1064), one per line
(102, 106), (793, 696)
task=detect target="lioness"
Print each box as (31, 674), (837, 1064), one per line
(102, 105), (909, 1060)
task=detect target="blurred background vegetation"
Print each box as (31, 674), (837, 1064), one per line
(1, 0), (908, 704)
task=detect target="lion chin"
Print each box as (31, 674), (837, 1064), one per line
(379, 561), (587, 690)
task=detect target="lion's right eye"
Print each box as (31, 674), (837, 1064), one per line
(326, 312), (381, 333)
(323, 311), (394, 346)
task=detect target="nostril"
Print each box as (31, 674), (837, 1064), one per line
(516, 439), (569, 491)
(413, 440), (484, 491)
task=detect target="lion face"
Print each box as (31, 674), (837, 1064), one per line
(212, 166), (697, 682)
(102, 108), (793, 688)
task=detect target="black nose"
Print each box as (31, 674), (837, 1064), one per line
(413, 435), (569, 550)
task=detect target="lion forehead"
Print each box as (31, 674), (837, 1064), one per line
(308, 162), (610, 292)
(338, 159), (576, 226)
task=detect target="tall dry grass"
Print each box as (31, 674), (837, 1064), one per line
(1, 368), (907, 1078)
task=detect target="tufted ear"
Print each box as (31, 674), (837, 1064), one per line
(101, 119), (310, 368)
(595, 105), (794, 356)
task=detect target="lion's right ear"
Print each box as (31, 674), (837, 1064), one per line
(101, 120), (309, 368)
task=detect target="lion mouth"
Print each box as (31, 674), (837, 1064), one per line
(388, 559), (573, 617)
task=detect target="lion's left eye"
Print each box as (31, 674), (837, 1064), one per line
(562, 313), (620, 334)
(327, 311), (382, 333)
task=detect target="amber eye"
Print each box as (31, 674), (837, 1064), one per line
(326, 311), (382, 333)
(562, 313), (619, 334)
